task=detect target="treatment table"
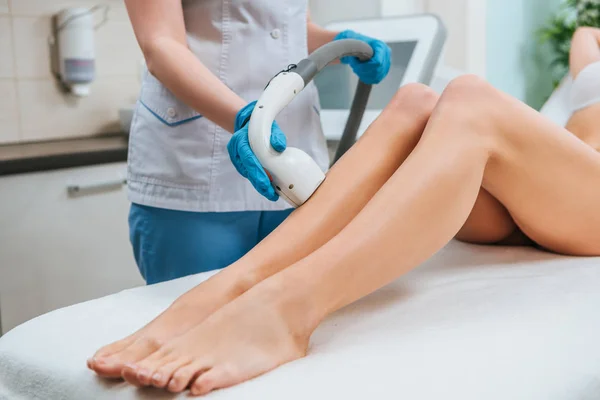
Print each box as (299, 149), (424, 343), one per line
(1, 78), (600, 400)
(1, 241), (600, 400)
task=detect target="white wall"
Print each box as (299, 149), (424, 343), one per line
(486, 0), (563, 108)
(380, 0), (424, 16)
(425, 0), (486, 75)
(310, 0), (487, 76)
(308, 0), (381, 25)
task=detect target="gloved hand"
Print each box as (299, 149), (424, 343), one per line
(227, 101), (287, 201)
(334, 30), (392, 85)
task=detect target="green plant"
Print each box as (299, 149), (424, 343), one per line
(539, 0), (600, 83)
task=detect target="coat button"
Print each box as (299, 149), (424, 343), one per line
(166, 107), (177, 118)
(270, 29), (281, 39)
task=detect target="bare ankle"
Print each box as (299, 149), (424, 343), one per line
(170, 267), (255, 311)
(252, 275), (324, 341)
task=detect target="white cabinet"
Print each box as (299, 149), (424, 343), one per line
(0, 162), (144, 334)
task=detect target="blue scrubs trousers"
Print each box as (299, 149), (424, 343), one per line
(129, 203), (293, 284)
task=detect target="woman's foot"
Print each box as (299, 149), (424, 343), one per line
(121, 279), (318, 396)
(87, 270), (251, 378)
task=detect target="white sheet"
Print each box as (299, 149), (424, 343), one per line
(1, 241), (600, 400)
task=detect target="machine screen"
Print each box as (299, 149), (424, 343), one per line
(314, 41), (418, 110)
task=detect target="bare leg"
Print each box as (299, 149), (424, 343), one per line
(569, 27), (600, 78)
(89, 84), (440, 378)
(132, 76), (600, 395)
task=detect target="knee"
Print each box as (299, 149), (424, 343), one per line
(436, 75), (501, 126)
(387, 83), (439, 121)
(427, 75), (504, 148)
(441, 74), (495, 104)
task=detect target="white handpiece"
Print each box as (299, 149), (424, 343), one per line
(248, 39), (374, 207)
(248, 72), (326, 208)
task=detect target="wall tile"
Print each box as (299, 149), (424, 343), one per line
(12, 16), (51, 79)
(5, 1), (142, 144)
(13, 16), (141, 79)
(17, 76), (139, 142)
(0, 80), (20, 144)
(0, 16), (14, 78)
(96, 20), (142, 77)
(10, 0), (129, 21)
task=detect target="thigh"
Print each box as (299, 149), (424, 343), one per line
(569, 28), (600, 78)
(257, 209), (294, 242)
(455, 189), (527, 245)
(129, 204), (260, 284)
(565, 104), (600, 152)
(469, 81), (600, 255)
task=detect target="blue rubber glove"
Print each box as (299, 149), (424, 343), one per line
(334, 30), (392, 85)
(227, 101), (287, 201)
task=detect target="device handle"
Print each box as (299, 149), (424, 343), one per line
(247, 39), (376, 206)
(249, 39), (374, 161)
(293, 39), (374, 164)
(294, 39), (373, 83)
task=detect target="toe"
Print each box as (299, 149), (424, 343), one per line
(134, 351), (179, 386)
(121, 363), (142, 386)
(167, 361), (212, 393)
(91, 336), (135, 362)
(96, 337), (161, 381)
(150, 359), (192, 388)
(121, 352), (170, 386)
(89, 337), (136, 374)
(190, 367), (234, 396)
(92, 355), (134, 379)
(135, 367), (154, 386)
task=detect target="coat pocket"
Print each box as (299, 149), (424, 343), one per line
(128, 72), (214, 187)
(139, 73), (203, 126)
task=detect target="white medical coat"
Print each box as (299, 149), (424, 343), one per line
(127, 0), (329, 212)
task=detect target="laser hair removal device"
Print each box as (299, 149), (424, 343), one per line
(248, 39), (374, 207)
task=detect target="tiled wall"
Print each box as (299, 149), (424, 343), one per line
(0, 0), (142, 144)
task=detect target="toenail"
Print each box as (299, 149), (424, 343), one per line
(152, 373), (162, 382)
(125, 363), (138, 372)
(138, 369), (149, 378)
